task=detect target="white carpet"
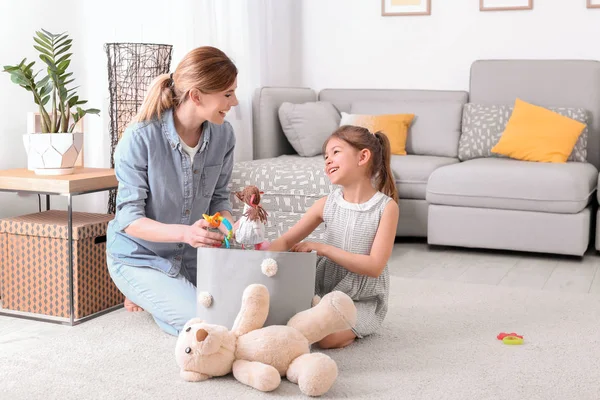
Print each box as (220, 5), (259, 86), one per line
(3, 276), (600, 400)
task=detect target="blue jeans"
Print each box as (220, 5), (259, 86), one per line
(107, 255), (196, 336)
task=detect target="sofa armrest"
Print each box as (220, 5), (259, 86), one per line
(252, 87), (317, 160)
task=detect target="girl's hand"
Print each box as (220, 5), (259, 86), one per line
(290, 241), (324, 255)
(184, 219), (224, 248)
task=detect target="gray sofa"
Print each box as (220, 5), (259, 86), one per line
(229, 60), (600, 257)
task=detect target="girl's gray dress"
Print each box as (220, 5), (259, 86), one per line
(315, 188), (392, 338)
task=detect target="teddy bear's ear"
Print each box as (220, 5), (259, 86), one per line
(182, 318), (205, 332)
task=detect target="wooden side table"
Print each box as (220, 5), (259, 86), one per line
(0, 167), (119, 326)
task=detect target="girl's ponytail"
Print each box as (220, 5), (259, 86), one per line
(374, 132), (398, 203)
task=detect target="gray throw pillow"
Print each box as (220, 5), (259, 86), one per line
(458, 103), (589, 162)
(278, 101), (341, 157)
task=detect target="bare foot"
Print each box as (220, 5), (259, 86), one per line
(124, 298), (144, 312)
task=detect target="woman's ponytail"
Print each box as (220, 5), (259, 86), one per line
(133, 74), (175, 122)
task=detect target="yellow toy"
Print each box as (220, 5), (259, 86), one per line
(202, 212), (233, 248)
(175, 284), (357, 397)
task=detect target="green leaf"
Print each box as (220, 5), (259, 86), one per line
(55, 44), (71, 57)
(35, 31), (52, 46)
(3, 65), (19, 72)
(51, 72), (60, 84)
(56, 53), (72, 64)
(56, 39), (72, 49)
(11, 74), (30, 86)
(40, 83), (52, 97)
(33, 37), (52, 51)
(57, 60), (70, 72)
(34, 45), (53, 58)
(37, 75), (51, 87)
(86, 108), (100, 115)
(55, 34), (69, 45)
(66, 85), (79, 93)
(68, 96), (78, 108)
(7, 69), (26, 79)
(40, 28), (58, 39)
(9, 69), (28, 80)
(41, 95), (50, 106)
(75, 100), (87, 105)
(39, 54), (56, 69)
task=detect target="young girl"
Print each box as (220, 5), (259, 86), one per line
(269, 125), (399, 349)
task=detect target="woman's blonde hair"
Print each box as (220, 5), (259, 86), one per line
(134, 46), (238, 122)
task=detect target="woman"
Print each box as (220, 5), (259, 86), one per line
(106, 46), (239, 336)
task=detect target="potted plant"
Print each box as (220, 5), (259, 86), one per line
(2, 29), (99, 175)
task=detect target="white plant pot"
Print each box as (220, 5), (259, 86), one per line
(23, 133), (83, 175)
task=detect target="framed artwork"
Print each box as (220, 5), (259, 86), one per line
(382, 0), (431, 16)
(480, 0), (533, 11)
(588, 0), (600, 8)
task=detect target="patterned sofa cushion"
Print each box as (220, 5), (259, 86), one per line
(458, 103), (589, 162)
(229, 155), (332, 242)
(230, 155), (334, 214)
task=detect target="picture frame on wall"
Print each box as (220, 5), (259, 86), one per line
(381, 0), (431, 16)
(480, 0), (533, 11)
(588, 0), (600, 9)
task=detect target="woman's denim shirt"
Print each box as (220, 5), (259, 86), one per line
(106, 108), (235, 277)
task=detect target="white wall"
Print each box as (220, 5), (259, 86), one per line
(300, 0), (600, 92)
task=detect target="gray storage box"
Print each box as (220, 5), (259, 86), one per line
(196, 247), (317, 329)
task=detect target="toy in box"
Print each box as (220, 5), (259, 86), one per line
(196, 185), (317, 328)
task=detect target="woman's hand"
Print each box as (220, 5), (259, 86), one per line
(184, 219), (225, 248)
(290, 241), (324, 255)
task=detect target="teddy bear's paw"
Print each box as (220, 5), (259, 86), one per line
(288, 353), (338, 396)
(180, 370), (211, 382)
(233, 360), (281, 392)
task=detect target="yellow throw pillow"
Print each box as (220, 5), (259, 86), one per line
(340, 112), (415, 155)
(491, 98), (586, 163)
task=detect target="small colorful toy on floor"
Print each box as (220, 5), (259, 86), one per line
(202, 212), (234, 248)
(497, 332), (524, 345)
(234, 185), (270, 250)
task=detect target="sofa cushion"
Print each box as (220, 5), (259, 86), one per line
(392, 155), (458, 200)
(230, 155), (334, 214)
(278, 101), (341, 157)
(459, 103), (589, 163)
(426, 158), (598, 214)
(339, 112), (414, 155)
(491, 99), (587, 163)
(350, 100), (464, 158)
